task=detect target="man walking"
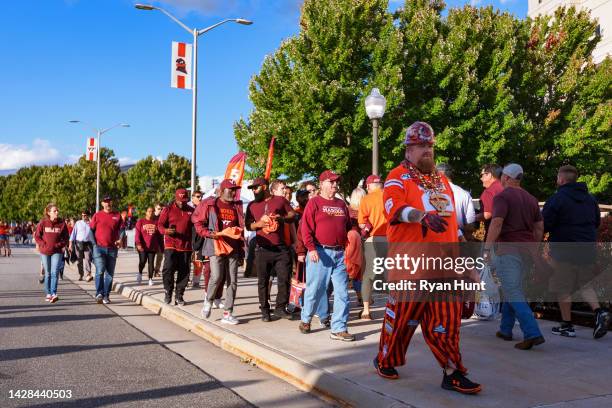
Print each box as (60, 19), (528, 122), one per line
(543, 165), (609, 339)
(358, 174), (388, 320)
(245, 177), (297, 322)
(299, 170), (354, 341)
(193, 179), (245, 325)
(153, 203), (165, 277)
(69, 210), (94, 282)
(485, 164), (545, 350)
(158, 189), (194, 306)
(90, 197), (123, 304)
(476, 163), (503, 238)
(373, 121), (481, 394)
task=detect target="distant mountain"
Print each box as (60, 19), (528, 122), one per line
(0, 169), (16, 176)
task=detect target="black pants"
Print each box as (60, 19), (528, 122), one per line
(255, 246), (291, 313)
(244, 238), (257, 278)
(138, 251), (156, 279)
(162, 250), (191, 299)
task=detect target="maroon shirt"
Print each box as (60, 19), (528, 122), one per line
(90, 210), (122, 248)
(157, 202), (194, 251)
(217, 199), (242, 252)
(245, 196), (293, 247)
(301, 195), (351, 252)
(135, 218), (161, 252)
(480, 180), (504, 214)
(35, 218), (69, 255)
(492, 187), (543, 243)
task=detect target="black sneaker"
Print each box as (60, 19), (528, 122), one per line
(552, 324), (576, 338)
(176, 298), (185, 307)
(274, 308), (296, 320)
(164, 295), (172, 305)
(262, 313), (272, 322)
(441, 370), (482, 394)
(594, 309), (610, 339)
(373, 356), (399, 380)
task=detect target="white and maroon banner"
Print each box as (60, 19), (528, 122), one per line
(86, 137), (97, 161)
(171, 41), (192, 90)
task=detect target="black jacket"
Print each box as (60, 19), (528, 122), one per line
(543, 182), (600, 242)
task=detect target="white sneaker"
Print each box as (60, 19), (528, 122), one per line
(45, 294), (52, 302)
(213, 299), (224, 309)
(201, 302), (212, 319)
(102, 297), (111, 304)
(221, 312), (239, 325)
(136, 273), (142, 284)
(148, 279), (154, 286)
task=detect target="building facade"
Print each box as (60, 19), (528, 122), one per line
(527, 0), (611, 63)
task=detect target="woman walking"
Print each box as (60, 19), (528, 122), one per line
(135, 206), (162, 286)
(35, 204), (69, 303)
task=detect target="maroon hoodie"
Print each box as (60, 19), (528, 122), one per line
(35, 218), (69, 255)
(157, 202), (194, 251)
(135, 218), (162, 252)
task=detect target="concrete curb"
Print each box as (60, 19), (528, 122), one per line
(106, 279), (414, 408)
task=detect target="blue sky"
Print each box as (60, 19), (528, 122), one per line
(0, 0), (526, 176)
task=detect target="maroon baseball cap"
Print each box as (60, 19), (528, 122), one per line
(404, 121), (435, 145)
(175, 188), (189, 203)
(248, 177), (269, 189)
(319, 170), (341, 182)
(220, 179), (240, 190)
(365, 174), (381, 185)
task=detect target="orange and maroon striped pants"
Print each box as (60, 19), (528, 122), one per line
(377, 288), (466, 373)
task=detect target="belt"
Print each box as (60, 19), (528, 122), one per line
(320, 245), (344, 251)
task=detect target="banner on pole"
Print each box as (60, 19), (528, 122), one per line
(264, 137), (275, 180)
(86, 137), (97, 161)
(224, 152), (247, 200)
(171, 41), (192, 89)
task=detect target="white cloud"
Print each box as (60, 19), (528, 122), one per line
(0, 139), (64, 170)
(118, 157), (137, 166)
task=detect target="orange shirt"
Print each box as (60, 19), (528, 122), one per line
(357, 188), (387, 236)
(383, 163), (458, 243)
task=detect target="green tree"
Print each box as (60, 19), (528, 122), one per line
(235, 1), (611, 201)
(125, 153), (191, 215)
(235, 0), (391, 189)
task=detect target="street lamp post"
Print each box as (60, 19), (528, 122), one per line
(135, 3), (253, 195)
(69, 121), (130, 212)
(365, 88), (386, 176)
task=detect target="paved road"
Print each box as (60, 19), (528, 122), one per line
(0, 248), (252, 408)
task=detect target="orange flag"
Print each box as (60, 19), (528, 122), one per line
(264, 137), (275, 180)
(224, 152), (246, 200)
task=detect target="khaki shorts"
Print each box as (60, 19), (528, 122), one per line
(548, 259), (597, 294)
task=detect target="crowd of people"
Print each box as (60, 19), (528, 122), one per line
(13, 120), (610, 396)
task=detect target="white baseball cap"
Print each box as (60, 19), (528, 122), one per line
(502, 163), (523, 180)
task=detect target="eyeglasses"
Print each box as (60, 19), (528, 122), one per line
(194, 195), (202, 199)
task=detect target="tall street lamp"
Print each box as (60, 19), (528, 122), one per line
(365, 88), (386, 176)
(69, 121), (130, 212)
(135, 3), (253, 195)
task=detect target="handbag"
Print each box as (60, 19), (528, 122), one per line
(288, 261), (306, 312)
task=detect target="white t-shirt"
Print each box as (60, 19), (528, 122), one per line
(450, 182), (475, 229)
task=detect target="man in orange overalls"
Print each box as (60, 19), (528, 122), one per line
(373, 121), (481, 394)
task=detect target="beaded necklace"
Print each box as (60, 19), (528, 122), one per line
(402, 160), (443, 193)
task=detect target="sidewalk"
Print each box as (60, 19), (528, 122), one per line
(64, 251), (612, 408)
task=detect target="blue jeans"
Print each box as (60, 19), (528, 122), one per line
(494, 254), (542, 339)
(93, 245), (118, 298)
(41, 253), (62, 296)
(301, 246), (350, 333)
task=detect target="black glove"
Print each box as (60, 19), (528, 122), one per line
(421, 213), (448, 237)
